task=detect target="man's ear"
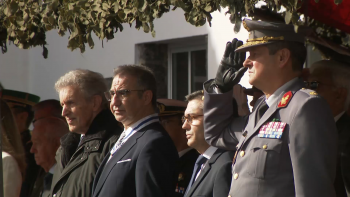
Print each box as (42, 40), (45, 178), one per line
(276, 48), (291, 68)
(336, 87), (347, 108)
(92, 95), (103, 112)
(143, 90), (153, 105)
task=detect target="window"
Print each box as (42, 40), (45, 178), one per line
(169, 45), (207, 100)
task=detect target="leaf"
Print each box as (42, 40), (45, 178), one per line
(86, 33), (94, 49)
(142, 22), (149, 33)
(9, 1), (19, 15)
(334, 0), (342, 4)
(284, 11), (292, 24)
(42, 45), (48, 59)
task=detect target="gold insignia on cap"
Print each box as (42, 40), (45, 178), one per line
(302, 88), (305, 90)
(310, 91), (318, 95)
(202, 96), (204, 100)
(237, 36), (285, 50)
(157, 103), (165, 113)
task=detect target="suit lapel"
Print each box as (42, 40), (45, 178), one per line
(187, 149), (224, 196)
(92, 130), (145, 197)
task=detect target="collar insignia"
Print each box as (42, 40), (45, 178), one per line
(278, 91), (293, 108)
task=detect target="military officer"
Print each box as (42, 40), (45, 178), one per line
(157, 99), (200, 197)
(1, 89), (42, 197)
(203, 19), (337, 197)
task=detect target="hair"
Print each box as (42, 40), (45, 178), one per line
(33, 99), (62, 116)
(310, 60), (350, 110)
(266, 41), (307, 71)
(35, 117), (69, 142)
(11, 106), (34, 129)
(113, 65), (157, 108)
(55, 69), (108, 109)
(0, 99), (27, 178)
(185, 90), (204, 110)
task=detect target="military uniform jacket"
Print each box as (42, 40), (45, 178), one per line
(174, 149), (199, 197)
(49, 110), (122, 197)
(184, 149), (234, 197)
(203, 78), (337, 197)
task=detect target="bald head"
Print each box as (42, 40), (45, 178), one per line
(31, 117), (69, 172)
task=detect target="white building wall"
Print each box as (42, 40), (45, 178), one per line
(2, 7), (320, 101)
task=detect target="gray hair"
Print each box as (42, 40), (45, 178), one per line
(185, 90), (204, 110)
(310, 60), (350, 110)
(55, 69), (108, 108)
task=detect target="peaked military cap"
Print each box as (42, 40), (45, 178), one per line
(157, 99), (187, 117)
(1, 89), (40, 109)
(236, 19), (311, 52)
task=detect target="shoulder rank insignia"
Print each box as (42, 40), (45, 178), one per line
(309, 91), (318, 95)
(278, 91), (293, 108)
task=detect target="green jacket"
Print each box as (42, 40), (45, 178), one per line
(49, 110), (122, 197)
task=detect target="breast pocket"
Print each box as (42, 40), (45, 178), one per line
(247, 137), (283, 179)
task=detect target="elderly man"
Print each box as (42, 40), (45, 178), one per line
(30, 118), (69, 197)
(307, 60), (350, 197)
(2, 89), (41, 197)
(50, 69), (123, 197)
(33, 99), (65, 123)
(182, 90), (234, 197)
(92, 65), (178, 197)
(157, 99), (200, 197)
(203, 19), (337, 197)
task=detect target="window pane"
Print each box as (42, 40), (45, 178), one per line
(191, 50), (207, 92)
(172, 52), (188, 100)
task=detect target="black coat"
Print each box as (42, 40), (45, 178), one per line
(173, 149), (200, 197)
(92, 122), (179, 197)
(335, 113), (350, 197)
(50, 109), (122, 197)
(184, 149), (234, 197)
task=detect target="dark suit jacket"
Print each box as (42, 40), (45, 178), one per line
(335, 113), (350, 197)
(174, 149), (199, 197)
(92, 122), (179, 197)
(185, 149), (234, 197)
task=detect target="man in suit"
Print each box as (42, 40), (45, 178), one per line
(308, 60), (350, 197)
(92, 65), (179, 197)
(30, 117), (69, 197)
(1, 89), (42, 197)
(157, 99), (200, 196)
(182, 90), (234, 197)
(203, 19), (337, 197)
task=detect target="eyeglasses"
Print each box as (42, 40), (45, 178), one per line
(304, 81), (334, 90)
(104, 89), (145, 101)
(181, 114), (204, 125)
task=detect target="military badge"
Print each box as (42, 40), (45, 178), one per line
(178, 172), (184, 181)
(277, 91), (293, 108)
(258, 121), (287, 139)
(309, 91), (318, 95)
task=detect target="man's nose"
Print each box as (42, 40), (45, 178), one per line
(62, 106), (69, 117)
(182, 121), (190, 130)
(243, 59), (252, 68)
(110, 93), (122, 107)
(30, 145), (36, 153)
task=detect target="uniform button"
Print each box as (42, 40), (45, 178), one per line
(240, 151), (245, 157)
(228, 195), (231, 197)
(233, 173), (239, 180)
(53, 194), (56, 197)
(263, 144), (268, 149)
(242, 131), (248, 137)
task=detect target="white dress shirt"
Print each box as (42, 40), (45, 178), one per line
(195, 146), (218, 180)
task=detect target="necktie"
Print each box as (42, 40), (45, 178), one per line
(185, 155), (208, 195)
(255, 101), (269, 126)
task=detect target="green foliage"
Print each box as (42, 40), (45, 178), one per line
(0, 0), (348, 58)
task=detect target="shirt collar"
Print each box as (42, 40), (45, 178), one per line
(49, 163), (56, 174)
(178, 147), (194, 158)
(335, 111), (345, 122)
(124, 113), (159, 137)
(202, 146), (218, 160)
(266, 78), (299, 107)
